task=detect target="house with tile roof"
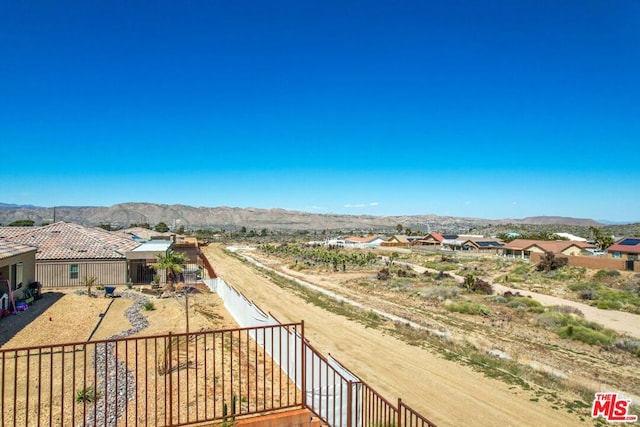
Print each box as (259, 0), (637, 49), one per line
(0, 222), (141, 288)
(606, 237), (640, 270)
(382, 235), (424, 247)
(413, 232), (445, 247)
(503, 239), (596, 259)
(460, 239), (505, 254)
(113, 226), (174, 242)
(0, 239), (37, 308)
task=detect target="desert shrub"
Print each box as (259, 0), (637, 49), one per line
(461, 274), (493, 295)
(610, 338), (640, 354)
(377, 268), (390, 280)
(594, 269), (620, 280)
(446, 301), (492, 316)
(506, 297), (545, 313)
(536, 253), (568, 272)
(550, 305), (584, 317)
(556, 325), (614, 346)
(365, 310), (381, 322)
(395, 267), (416, 278)
(143, 301), (155, 311)
(511, 264), (530, 275)
(538, 311), (617, 346)
(423, 260), (458, 271)
(486, 295), (508, 304)
(420, 286), (460, 300)
(435, 271), (452, 280)
(537, 311), (575, 330)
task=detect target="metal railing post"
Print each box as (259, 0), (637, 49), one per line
(301, 321), (306, 409)
(168, 332), (173, 426)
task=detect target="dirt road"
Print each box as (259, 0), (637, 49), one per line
(202, 244), (583, 427)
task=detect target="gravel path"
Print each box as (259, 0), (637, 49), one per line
(80, 291), (150, 427)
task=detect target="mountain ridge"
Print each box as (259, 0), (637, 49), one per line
(0, 202), (607, 232)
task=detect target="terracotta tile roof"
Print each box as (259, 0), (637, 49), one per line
(0, 227), (36, 238)
(505, 239), (595, 253)
(0, 239), (38, 261)
(607, 237), (640, 254)
(422, 233), (444, 242)
(2, 222), (140, 260)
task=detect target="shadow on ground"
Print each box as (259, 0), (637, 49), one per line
(0, 291), (65, 348)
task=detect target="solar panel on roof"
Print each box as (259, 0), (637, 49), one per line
(620, 238), (640, 246)
(476, 241), (503, 247)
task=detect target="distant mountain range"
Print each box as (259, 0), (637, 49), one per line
(0, 202), (611, 233)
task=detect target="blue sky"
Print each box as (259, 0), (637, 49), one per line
(1, 1), (639, 222)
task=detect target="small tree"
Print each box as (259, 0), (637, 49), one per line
(84, 276), (98, 297)
(152, 250), (188, 291)
(536, 252), (568, 272)
(155, 222), (169, 232)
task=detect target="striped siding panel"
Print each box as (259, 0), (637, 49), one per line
(36, 260), (128, 288)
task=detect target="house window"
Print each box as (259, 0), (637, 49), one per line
(70, 264), (79, 279)
(611, 252), (622, 259)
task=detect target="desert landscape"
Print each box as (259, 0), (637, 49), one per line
(203, 243), (640, 426)
(1, 243), (639, 426)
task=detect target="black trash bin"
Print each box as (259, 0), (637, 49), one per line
(29, 282), (42, 300)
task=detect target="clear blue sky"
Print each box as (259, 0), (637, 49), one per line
(1, 1), (638, 222)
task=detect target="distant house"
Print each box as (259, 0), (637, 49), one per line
(414, 233), (444, 247)
(113, 227), (174, 242)
(382, 235), (412, 247)
(0, 222), (140, 288)
(343, 235), (386, 248)
(607, 237), (640, 270)
(503, 239), (596, 259)
(0, 239), (37, 308)
(554, 232), (588, 242)
(460, 239), (505, 254)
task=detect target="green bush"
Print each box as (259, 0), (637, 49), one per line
(486, 295), (508, 304)
(556, 325), (614, 346)
(76, 385), (98, 403)
(506, 297), (545, 313)
(568, 282), (640, 313)
(143, 301), (155, 311)
(446, 301), (492, 316)
(593, 269), (620, 280)
(537, 311), (579, 330)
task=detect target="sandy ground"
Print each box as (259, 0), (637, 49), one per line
(1, 247), (635, 426)
(0, 287), (237, 349)
(201, 244), (585, 427)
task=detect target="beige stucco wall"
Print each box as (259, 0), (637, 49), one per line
(0, 251), (37, 299)
(560, 246), (584, 256)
